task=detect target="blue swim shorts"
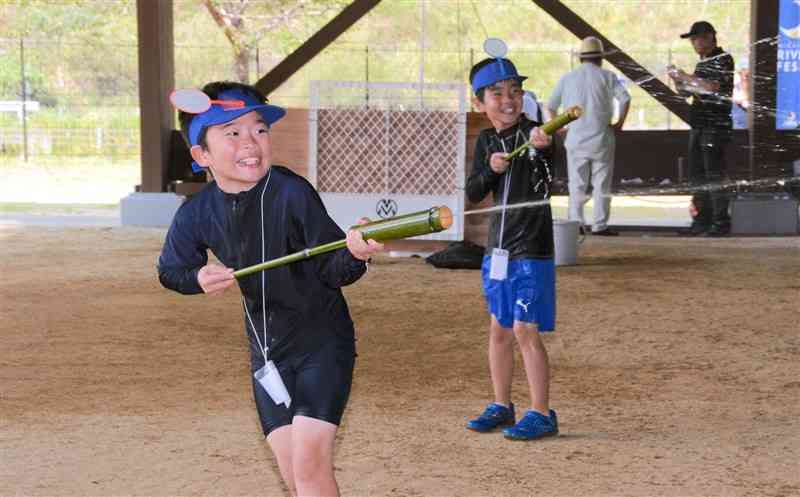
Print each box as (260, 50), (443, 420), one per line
(481, 256), (556, 331)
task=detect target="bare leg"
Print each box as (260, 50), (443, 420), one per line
(488, 316), (515, 406)
(266, 425), (297, 497)
(512, 321), (550, 414)
(291, 415), (339, 497)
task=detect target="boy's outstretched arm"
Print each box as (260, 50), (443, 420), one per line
(290, 182), (375, 288)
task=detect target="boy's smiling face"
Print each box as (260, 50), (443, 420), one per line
(190, 110), (272, 193)
(474, 78), (524, 131)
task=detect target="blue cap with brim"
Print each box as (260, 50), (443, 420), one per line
(188, 88), (286, 172)
(471, 59), (528, 94)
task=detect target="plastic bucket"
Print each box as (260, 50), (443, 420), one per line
(553, 219), (580, 266)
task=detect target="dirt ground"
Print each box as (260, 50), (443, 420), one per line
(2, 225), (799, 497)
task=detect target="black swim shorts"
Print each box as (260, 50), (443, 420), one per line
(249, 337), (356, 436)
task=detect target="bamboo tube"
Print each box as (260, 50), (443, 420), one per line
(506, 105), (583, 160)
(233, 206), (453, 279)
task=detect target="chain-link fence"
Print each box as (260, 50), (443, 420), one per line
(0, 37), (140, 160)
(0, 36), (749, 161)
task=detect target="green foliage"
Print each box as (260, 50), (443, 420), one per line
(0, 43), (51, 101)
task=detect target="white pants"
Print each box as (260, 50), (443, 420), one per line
(566, 147), (615, 232)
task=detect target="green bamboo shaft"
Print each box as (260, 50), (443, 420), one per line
(233, 206), (453, 279)
(506, 106), (583, 160)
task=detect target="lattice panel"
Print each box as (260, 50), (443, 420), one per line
(316, 109), (388, 194)
(388, 110), (458, 195)
(309, 81), (466, 241)
(316, 108), (459, 195)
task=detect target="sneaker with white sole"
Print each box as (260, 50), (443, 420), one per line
(502, 409), (558, 440)
(466, 403), (515, 432)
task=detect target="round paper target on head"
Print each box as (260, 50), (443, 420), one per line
(483, 38), (508, 59)
(170, 89), (212, 114)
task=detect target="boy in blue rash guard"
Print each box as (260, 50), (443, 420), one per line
(157, 81), (384, 496)
(464, 57), (559, 440)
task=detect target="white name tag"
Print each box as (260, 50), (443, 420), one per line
(489, 248), (509, 281)
(254, 360), (292, 408)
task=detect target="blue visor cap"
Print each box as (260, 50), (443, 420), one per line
(471, 59), (528, 94)
(188, 89), (286, 172)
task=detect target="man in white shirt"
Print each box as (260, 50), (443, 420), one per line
(523, 90), (547, 123)
(547, 37), (631, 236)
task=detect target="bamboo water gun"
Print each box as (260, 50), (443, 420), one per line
(505, 106), (583, 160)
(233, 206), (453, 279)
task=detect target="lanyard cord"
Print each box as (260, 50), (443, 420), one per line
(496, 129), (524, 249)
(242, 168), (272, 364)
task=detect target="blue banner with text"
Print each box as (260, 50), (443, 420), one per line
(778, 0), (800, 129)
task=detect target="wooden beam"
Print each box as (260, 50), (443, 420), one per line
(529, 0), (691, 124)
(255, 0), (381, 96)
(136, 0), (175, 193)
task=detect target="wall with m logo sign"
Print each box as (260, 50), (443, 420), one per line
(375, 199), (399, 219)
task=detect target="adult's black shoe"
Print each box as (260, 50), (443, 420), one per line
(706, 226), (730, 237)
(592, 228), (619, 236)
(687, 224), (709, 236)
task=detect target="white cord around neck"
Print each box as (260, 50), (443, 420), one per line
(497, 129), (523, 249)
(242, 168), (272, 363)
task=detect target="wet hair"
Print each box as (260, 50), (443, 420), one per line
(469, 57), (522, 102)
(177, 81), (267, 149)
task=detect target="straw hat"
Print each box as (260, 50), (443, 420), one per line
(579, 37), (605, 58)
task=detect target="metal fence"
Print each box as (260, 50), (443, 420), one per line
(0, 37), (749, 160)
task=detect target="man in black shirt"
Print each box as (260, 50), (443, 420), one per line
(669, 21), (734, 236)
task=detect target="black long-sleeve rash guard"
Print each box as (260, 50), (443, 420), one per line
(465, 116), (555, 259)
(158, 165), (367, 361)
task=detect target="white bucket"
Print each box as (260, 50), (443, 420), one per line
(553, 219), (580, 266)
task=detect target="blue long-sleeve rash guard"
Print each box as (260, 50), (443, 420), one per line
(157, 166), (367, 361)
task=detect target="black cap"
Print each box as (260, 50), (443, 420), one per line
(680, 21), (716, 39)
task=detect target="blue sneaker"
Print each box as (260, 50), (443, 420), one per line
(503, 409), (558, 440)
(467, 403), (515, 432)
(549, 409), (558, 432)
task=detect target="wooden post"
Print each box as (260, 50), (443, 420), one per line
(136, 0), (175, 193)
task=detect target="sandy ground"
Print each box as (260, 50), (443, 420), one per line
(2, 225), (799, 497)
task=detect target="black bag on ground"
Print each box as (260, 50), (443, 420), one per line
(425, 241), (485, 270)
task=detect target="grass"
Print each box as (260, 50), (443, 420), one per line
(0, 155), (140, 205)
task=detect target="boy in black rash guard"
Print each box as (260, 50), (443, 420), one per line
(158, 81), (384, 497)
(464, 57), (559, 441)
